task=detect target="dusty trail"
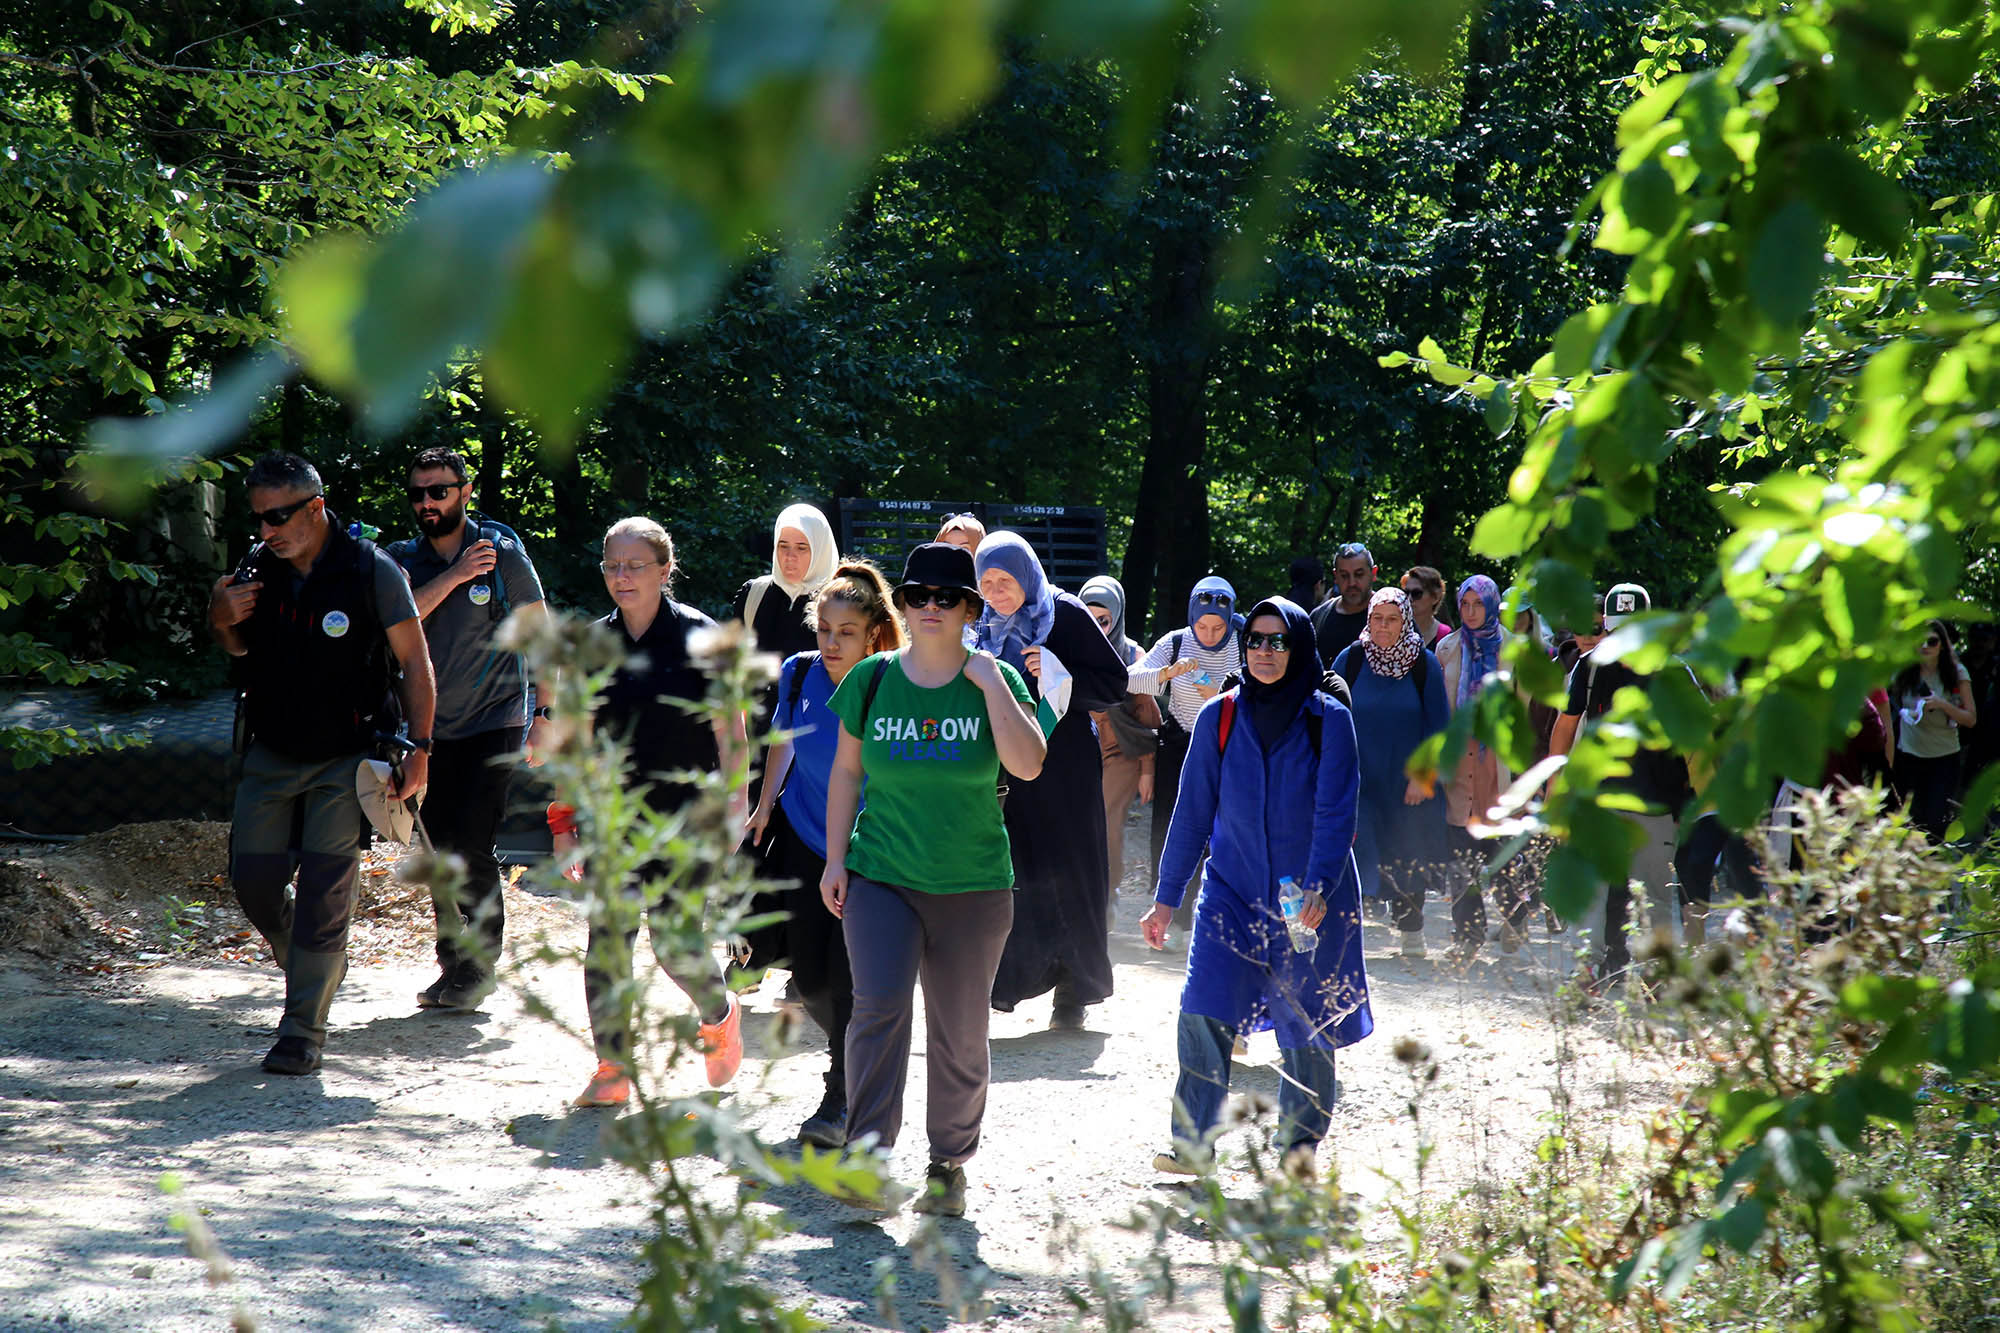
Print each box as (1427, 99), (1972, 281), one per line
(0, 817), (1682, 1332)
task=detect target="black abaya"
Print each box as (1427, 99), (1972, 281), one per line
(990, 593), (1132, 1011)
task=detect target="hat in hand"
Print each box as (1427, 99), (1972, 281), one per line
(355, 759), (424, 845)
(896, 542), (982, 598)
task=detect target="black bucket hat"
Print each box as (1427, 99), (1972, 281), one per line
(896, 541), (982, 598)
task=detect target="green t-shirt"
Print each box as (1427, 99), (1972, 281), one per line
(827, 651), (1032, 894)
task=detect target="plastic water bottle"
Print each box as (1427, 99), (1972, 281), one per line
(1191, 669), (1212, 687)
(1277, 877), (1315, 953)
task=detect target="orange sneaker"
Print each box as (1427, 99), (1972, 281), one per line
(698, 993), (743, 1087)
(573, 1059), (631, 1108)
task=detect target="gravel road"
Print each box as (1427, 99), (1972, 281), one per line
(0, 825), (1680, 1332)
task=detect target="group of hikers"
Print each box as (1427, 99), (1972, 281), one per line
(208, 452), (1985, 1217)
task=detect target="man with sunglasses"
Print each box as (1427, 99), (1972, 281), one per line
(1309, 542), (1378, 668)
(387, 447), (550, 1013)
(208, 452), (435, 1075)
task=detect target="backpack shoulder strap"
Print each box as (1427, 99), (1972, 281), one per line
(1172, 631), (1184, 663)
(786, 652), (819, 715)
(1412, 650), (1429, 697)
(859, 654), (890, 729)
(1215, 688), (1238, 756)
(1306, 701), (1323, 761)
(743, 576), (771, 634)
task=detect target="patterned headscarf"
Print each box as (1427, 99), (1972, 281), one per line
(1361, 587), (1423, 680)
(971, 531), (1056, 672)
(1454, 574), (1505, 710)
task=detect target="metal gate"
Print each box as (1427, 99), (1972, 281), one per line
(837, 499), (1106, 591)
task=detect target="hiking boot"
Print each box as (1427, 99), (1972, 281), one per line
(415, 967), (453, 1009)
(573, 1059), (631, 1108)
(699, 993), (743, 1088)
(1049, 1003), (1087, 1031)
(1152, 1149), (1200, 1176)
(1400, 930), (1427, 960)
(435, 961), (496, 1013)
(798, 1087), (848, 1149)
(261, 1035), (321, 1076)
(911, 1160), (966, 1217)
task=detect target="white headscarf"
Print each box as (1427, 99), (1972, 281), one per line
(771, 503), (838, 599)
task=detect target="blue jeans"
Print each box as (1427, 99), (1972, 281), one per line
(1170, 1011), (1337, 1152)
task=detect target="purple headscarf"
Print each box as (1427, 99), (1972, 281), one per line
(1454, 574), (1504, 710)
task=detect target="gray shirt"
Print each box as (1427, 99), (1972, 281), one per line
(389, 522), (545, 739)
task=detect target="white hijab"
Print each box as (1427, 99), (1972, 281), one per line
(771, 503), (838, 599)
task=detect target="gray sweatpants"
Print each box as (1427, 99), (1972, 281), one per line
(230, 742), (364, 1048)
(842, 875), (1013, 1168)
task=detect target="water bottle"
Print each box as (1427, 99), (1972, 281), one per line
(1277, 876), (1315, 953)
(1191, 669), (1212, 687)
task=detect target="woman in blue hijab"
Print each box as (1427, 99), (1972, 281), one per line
(1140, 597), (1371, 1179)
(973, 532), (1133, 1029)
(1127, 575), (1246, 931)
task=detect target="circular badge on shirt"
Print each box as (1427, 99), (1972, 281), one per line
(468, 583), (492, 606)
(322, 610), (351, 638)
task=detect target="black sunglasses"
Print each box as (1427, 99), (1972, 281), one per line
(901, 586), (968, 610)
(1244, 630), (1293, 652)
(1924, 635), (1942, 648)
(407, 482), (467, 503)
(1194, 590), (1232, 606)
(252, 493), (320, 529)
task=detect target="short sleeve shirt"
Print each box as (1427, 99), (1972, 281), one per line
(390, 523), (546, 740)
(826, 651), (1032, 894)
(774, 652), (840, 858)
(1563, 651), (1695, 807)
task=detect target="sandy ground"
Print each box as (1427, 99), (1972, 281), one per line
(0, 815), (1685, 1332)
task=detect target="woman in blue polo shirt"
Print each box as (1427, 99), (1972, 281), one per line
(745, 559), (905, 1149)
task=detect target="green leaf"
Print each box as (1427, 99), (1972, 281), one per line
(1714, 1197), (1768, 1254)
(1620, 160), (1679, 235)
(1748, 199), (1827, 327)
(1483, 377), (1515, 437)
(1551, 303), (1631, 377)
(1796, 143), (1911, 253)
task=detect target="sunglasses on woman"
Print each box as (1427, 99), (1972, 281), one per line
(1244, 630), (1292, 652)
(1923, 635), (1942, 648)
(1194, 590), (1232, 606)
(251, 494), (320, 529)
(902, 586), (967, 610)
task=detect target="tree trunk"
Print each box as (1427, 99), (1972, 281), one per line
(1123, 221), (1218, 642)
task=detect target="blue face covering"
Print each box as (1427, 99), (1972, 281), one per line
(971, 531), (1056, 671)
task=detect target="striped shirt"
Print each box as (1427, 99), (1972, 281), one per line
(1129, 629), (1244, 733)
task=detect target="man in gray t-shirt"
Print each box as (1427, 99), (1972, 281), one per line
(388, 446), (549, 1012)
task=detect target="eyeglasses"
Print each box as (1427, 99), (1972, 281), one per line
(407, 482), (468, 503)
(901, 586), (968, 610)
(251, 494), (320, 529)
(1244, 631), (1293, 652)
(600, 559), (659, 576)
(1194, 590), (1232, 606)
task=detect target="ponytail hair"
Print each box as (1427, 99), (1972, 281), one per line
(809, 559), (906, 654)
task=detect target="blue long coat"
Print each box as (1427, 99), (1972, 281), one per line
(1155, 688), (1374, 1050)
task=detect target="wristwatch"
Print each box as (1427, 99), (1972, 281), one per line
(407, 737), (434, 753)
(533, 705), (553, 720)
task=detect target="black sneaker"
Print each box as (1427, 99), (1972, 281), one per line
(434, 961), (496, 1013)
(911, 1160), (966, 1217)
(799, 1089), (848, 1150)
(262, 1035), (321, 1076)
(415, 967), (454, 1009)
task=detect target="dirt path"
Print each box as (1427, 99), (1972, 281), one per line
(0, 821), (1683, 1332)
